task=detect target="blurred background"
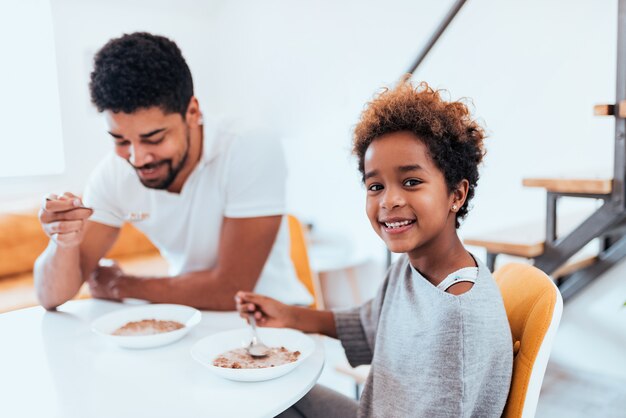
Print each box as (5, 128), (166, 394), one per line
(0, 0), (616, 260)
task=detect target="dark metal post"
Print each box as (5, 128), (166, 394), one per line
(559, 233), (626, 300)
(486, 252), (497, 272)
(546, 192), (558, 244)
(613, 0), (626, 210)
(534, 202), (624, 274)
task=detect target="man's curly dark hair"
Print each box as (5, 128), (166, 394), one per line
(89, 32), (193, 116)
(353, 80), (486, 228)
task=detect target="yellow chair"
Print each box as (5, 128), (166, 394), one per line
(494, 263), (563, 418)
(287, 215), (324, 309)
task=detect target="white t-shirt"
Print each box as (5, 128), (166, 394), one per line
(83, 121), (313, 306)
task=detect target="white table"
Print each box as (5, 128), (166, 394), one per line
(0, 299), (325, 418)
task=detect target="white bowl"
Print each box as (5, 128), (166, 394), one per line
(91, 304), (201, 349)
(190, 328), (315, 382)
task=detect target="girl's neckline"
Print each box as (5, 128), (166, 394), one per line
(436, 267), (478, 291)
(408, 255), (481, 299)
(410, 252), (478, 286)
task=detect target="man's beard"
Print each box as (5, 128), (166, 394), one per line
(131, 130), (190, 190)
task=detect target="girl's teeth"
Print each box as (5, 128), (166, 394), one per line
(385, 220), (412, 228)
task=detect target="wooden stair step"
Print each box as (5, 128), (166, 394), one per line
(551, 255), (597, 278)
(464, 237), (544, 258)
(594, 104), (617, 116)
(594, 100), (626, 117)
(463, 232), (597, 278)
(523, 177), (612, 195)
(463, 212), (594, 258)
(465, 220), (598, 279)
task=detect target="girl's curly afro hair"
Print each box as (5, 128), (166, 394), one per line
(353, 80), (486, 228)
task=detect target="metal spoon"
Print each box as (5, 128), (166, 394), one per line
(73, 205), (149, 223)
(246, 313), (270, 358)
(45, 198), (148, 223)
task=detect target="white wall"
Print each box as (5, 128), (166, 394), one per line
(0, 0), (64, 178)
(0, 0), (617, 265)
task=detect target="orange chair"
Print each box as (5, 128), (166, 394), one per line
(494, 263), (563, 418)
(287, 215), (324, 309)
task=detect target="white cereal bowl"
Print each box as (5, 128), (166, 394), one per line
(190, 327), (315, 382)
(91, 304), (201, 349)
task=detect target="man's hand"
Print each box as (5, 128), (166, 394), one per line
(34, 193), (121, 311)
(88, 260), (125, 300)
(39, 192), (93, 248)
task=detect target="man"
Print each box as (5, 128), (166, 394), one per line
(34, 32), (312, 310)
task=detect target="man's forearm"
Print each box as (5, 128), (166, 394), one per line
(118, 269), (249, 310)
(34, 242), (84, 310)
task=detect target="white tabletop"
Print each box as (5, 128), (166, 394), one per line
(0, 299), (325, 418)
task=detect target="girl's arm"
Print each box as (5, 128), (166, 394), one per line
(235, 291), (337, 338)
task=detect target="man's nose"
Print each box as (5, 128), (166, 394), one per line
(128, 144), (155, 167)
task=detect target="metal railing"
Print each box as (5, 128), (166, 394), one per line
(406, 0), (468, 76)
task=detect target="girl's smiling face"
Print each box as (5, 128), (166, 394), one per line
(364, 131), (465, 258)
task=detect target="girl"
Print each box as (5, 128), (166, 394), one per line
(236, 80), (512, 417)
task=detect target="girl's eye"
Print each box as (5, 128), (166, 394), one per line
(404, 179), (422, 187)
(367, 184), (384, 192)
(115, 140), (130, 147)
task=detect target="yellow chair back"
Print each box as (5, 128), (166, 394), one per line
(494, 263), (563, 418)
(287, 215), (322, 309)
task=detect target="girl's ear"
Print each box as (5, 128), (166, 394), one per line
(451, 179), (470, 212)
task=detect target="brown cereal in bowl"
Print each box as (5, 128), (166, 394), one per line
(213, 346), (301, 369)
(112, 319), (185, 336)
